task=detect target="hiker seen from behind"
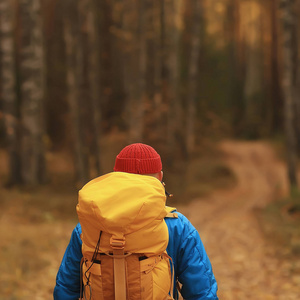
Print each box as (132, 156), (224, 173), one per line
(54, 143), (219, 300)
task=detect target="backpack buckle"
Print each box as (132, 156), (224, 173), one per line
(110, 237), (125, 249)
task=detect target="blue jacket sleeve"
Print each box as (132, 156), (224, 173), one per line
(53, 223), (83, 300)
(165, 212), (218, 300)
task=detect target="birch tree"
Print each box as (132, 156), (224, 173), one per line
(0, 0), (21, 184)
(19, 0), (46, 185)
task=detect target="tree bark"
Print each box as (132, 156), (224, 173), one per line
(109, 0), (126, 129)
(19, 0), (46, 185)
(269, 0), (283, 133)
(134, 0), (147, 142)
(0, 0), (21, 185)
(279, 0), (298, 189)
(163, 0), (186, 164)
(150, 0), (164, 140)
(186, 0), (202, 156)
(63, 8), (89, 185)
(143, 0), (159, 142)
(295, 1), (300, 154)
(78, 0), (102, 176)
(227, 0), (245, 133)
(122, 0), (145, 143)
(240, 1), (264, 136)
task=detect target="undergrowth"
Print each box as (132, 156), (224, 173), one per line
(0, 135), (237, 220)
(165, 145), (237, 203)
(259, 194), (300, 258)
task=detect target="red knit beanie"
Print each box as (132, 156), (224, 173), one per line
(114, 143), (162, 174)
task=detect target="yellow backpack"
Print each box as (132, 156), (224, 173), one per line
(76, 172), (177, 300)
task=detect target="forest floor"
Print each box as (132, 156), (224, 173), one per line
(177, 140), (300, 300)
(0, 140), (300, 299)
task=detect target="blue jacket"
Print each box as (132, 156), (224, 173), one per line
(54, 211), (218, 300)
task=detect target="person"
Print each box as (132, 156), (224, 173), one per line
(54, 143), (218, 300)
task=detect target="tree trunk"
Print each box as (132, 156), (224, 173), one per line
(63, 9), (89, 185)
(122, 0), (145, 143)
(227, 0), (245, 133)
(19, 0), (46, 185)
(150, 0), (164, 141)
(295, 1), (300, 154)
(78, 0), (102, 176)
(134, 0), (147, 142)
(163, 0), (186, 164)
(109, 0), (126, 130)
(269, 0), (283, 133)
(240, 1), (264, 137)
(166, 0), (180, 150)
(143, 0), (159, 142)
(279, 0), (298, 189)
(186, 0), (202, 156)
(0, 0), (21, 185)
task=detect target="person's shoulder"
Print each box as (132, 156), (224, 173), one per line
(165, 208), (191, 223)
(165, 209), (196, 234)
(175, 211), (191, 223)
(70, 223), (83, 248)
(74, 222), (82, 236)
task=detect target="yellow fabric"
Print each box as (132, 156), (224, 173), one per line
(82, 258), (104, 300)
(84, 260), (101, 276)
(77, 172), (169, 256)
(152, 254), (172, 300)
(77, 172), (174, 299)
(140, 255), (162, 273)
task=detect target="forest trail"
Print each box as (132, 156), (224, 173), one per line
(1, 140), (300, 299)
(177, 140), (300, 300)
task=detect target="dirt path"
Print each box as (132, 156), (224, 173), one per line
(177, 140), (300, 300)
(1, 140), (300, 299)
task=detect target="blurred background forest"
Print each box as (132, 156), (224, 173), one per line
(1, 0), (300, 299)
(0, 0), (299, 189)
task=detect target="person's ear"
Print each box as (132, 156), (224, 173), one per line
(158, 170), (163, 182)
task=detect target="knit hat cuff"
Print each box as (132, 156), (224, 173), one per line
(114, 156), (162, 174)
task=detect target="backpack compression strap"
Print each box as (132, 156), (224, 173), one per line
(113, 249), (126, 300)
(110, 236), (129, 300)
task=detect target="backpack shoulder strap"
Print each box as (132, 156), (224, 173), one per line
(165, 206), (178, 218)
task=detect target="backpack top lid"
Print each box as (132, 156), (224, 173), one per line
(77, 172), (169, 256)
